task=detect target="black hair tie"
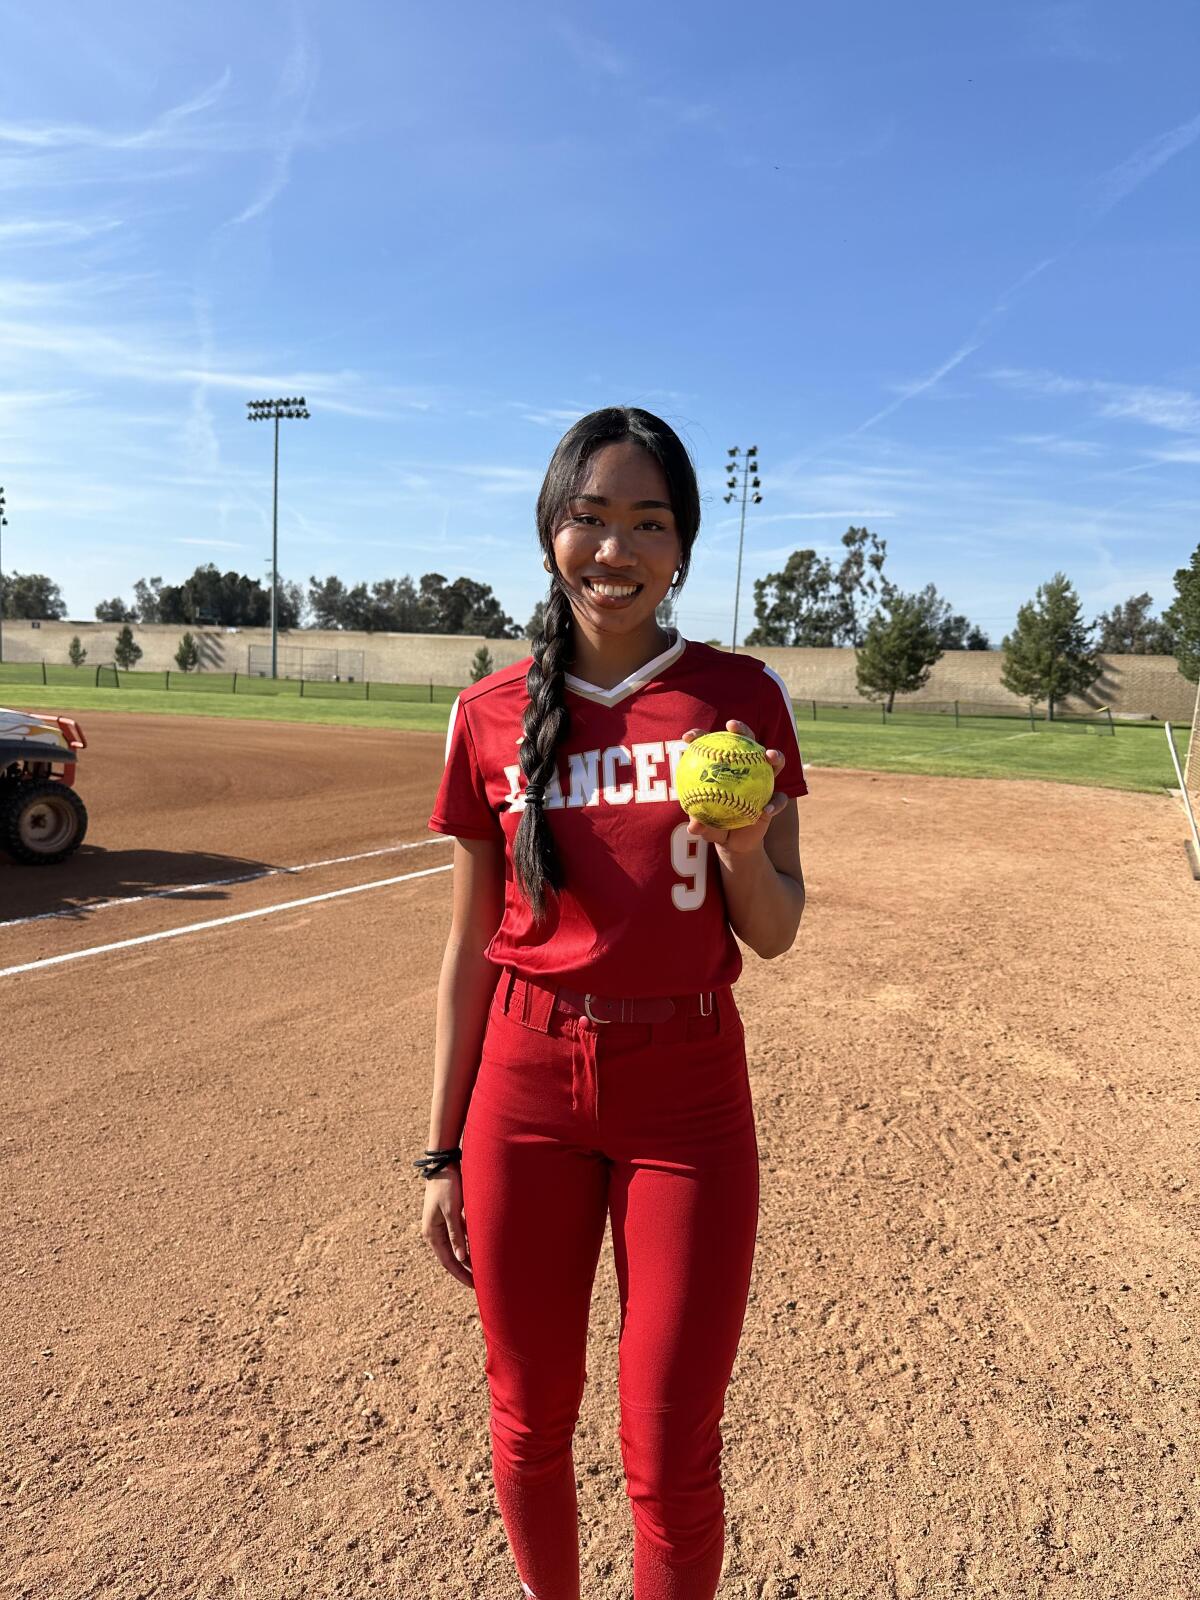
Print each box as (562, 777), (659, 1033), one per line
(523, 782), (546, 808)
(414, 1146), (462, 1178)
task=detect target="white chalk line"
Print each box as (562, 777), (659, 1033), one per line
(0, 862), (453, 980)
(0, 836), (452, 931)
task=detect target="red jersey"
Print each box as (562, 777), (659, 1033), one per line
(428, 632), (808, 997)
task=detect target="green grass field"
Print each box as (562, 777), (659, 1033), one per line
(2, 681), (455, 734)
(795, 715), (1190, 795)
(3, 676), (1192, 795)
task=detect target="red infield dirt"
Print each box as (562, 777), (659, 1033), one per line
(2, 709), (1198, 1599)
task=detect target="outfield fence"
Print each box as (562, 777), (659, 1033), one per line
(0, 661), (459, 704)
(796, 697), (1118, 734)
(0, 660), (1162, 735)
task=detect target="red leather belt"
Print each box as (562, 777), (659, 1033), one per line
(500, 968), (716, 1027)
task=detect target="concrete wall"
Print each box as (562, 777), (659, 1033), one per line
(748, 644), (1199, 721)
(5, 619), (1197, 721)
(1, 620), (532, 687)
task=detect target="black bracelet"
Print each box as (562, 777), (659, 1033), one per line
(414, 1146), (462, 1178)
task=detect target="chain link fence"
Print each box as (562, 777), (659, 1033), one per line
(0, 661), (458, 704)
(2, 662), (1169, 734)
(796, 697), (1118, 734)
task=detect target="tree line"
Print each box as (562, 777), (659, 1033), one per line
(742, 526), (1188, 657)
(78, 566), (525, 638)
(3, 562), (610, 643)
(3, 533), (1198, 701)
(745, 529), (991, 651)
(744, 528), (1200, 711)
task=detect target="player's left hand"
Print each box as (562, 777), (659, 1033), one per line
(680, 719), (788, 855)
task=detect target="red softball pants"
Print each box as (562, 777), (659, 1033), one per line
(460, 967), (760, 1600)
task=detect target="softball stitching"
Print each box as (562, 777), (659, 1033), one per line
(696, 749), (768, 769)
(677, 787), (761, 820)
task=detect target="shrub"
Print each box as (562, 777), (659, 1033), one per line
(114, 624), (143, 670)
(175, 632), (200, 673)
(469, 646), (495, 683)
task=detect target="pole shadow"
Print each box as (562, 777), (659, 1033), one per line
(0, 846), (283, 924)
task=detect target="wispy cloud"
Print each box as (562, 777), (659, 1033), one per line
(0, 272), (154, 310)
(679, 425), (1199, 644)
(837, 258), (1058, 443)
(766, 120), (897, 173)
(0, 69), (280, 200)
(645, 97), (717, 128)
(0, 386), (91, 414)
(729, 509), (897, 526)
(1011, 433), (1104, 457)
(0, 59), (328, 207)
(0, 72), (230, 152)
(0, 305), (442, 441)
(550, 19), (630, 79)
(226, 7), (318, 226)
(813, 111), (1199, 460)
(1090, 108), (1200, 216)
(183, 291), (220, 477)
(0, 218), (122, 244)
(452, 464), (544, 495)
(847, 337), (984, 439)
(518, 406), (589, 428)
(1026, 3), (1117, 64)
(992, 368), (1200, 434)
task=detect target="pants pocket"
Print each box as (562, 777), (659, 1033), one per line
(684, 1010), (722, 1043)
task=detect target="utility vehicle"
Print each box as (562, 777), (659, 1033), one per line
(0, 707), (89, 865)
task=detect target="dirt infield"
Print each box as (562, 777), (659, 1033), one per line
(3, 710), (1198, 1599)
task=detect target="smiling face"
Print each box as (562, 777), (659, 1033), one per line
(550, 439), (683, 644)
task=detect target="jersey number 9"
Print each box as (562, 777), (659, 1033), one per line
(670, 822), (709, 911)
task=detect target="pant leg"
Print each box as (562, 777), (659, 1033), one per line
(462, 995), (611, 1600)
(602, 989), (760, 1600)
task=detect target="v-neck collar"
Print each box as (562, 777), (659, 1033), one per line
(564, 630), (687, 708)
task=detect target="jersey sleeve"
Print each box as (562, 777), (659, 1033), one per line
(428, 696), (500, 839)
(756, 666), (809, 797)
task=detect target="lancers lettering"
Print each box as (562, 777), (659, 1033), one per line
(503, 740), (690, 811)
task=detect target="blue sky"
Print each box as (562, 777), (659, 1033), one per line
(2, 0), (1198, 644)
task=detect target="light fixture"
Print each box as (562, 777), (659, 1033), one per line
(723, 444), (765, 654)
(246, 396), (311, 679)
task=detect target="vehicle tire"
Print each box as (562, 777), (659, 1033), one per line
(1, 780), (89, 865)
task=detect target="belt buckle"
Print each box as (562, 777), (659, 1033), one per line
(583, 993), (612, 1025)
(699, 991), (714, 1017)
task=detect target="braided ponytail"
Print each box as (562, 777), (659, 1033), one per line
(512, 582), (572, 920)
(512, 406), (701, 920)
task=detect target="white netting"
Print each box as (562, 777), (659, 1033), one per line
(1185, 675), (1200, 807)
(246, 644), (364, 681)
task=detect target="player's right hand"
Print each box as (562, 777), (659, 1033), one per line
(421, 1167), (475, 1289)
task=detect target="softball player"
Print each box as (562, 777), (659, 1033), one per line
(419, 407), (807, 1600)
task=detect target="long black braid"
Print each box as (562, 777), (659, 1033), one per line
(513, 581), (573, 919)
(511, 407), (700, 920)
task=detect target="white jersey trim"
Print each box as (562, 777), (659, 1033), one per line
(565, 629), (686, 708)
(443, 696), (462, 765)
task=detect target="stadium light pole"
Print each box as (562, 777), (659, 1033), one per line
(722, 446), (762, 654)
(247, 397), (309, 678)
(0, 486), (7, 664)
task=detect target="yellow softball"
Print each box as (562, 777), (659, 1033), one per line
(675, 731), (775, 830)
